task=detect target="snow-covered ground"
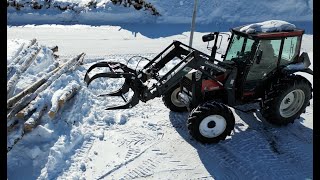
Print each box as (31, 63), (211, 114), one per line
(7, 0), (313, 25)
(7, 24), (313, 179)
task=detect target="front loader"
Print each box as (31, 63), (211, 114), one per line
(84, 22), (313, 144)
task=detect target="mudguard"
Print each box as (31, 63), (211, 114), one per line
(282, 67), (313, 75)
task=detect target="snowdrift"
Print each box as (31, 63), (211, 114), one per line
(7, 0), (313, 26)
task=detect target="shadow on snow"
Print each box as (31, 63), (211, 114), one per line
(168, 105), (313, 179)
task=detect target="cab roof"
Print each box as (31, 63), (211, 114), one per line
(231, 26), (304, 40)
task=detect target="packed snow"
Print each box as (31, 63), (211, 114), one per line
(239, 20), (296, 34)
(7, 24), (313, 179)
(7, 0), (313, 179)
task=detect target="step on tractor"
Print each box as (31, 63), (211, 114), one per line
(84, 23), (313, 144)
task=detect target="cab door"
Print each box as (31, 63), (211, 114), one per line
(242, 39), (282, 98)
(246, 39), (282, 81)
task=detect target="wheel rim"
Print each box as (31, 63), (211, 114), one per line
(199, 115), (227, 138)
(171, 88), (185, 107)
(280, 89), (305, 118)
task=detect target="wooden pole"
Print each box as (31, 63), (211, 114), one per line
(189, 0), (198, 48)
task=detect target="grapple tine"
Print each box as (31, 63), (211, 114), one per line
(105, 91), (140, 110)
(85, 72), (135, 87)
(84, 61), (137, 87)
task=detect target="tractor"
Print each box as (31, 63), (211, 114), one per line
(84, 22), (313, 143)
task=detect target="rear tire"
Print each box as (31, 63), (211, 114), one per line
(187, 101), (235, 144)
(162, 85), (188, 112)
(261, 75), (312, 125)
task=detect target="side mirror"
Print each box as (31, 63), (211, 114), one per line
(256, 50), (263, 64)
(202, 33), (215, 42)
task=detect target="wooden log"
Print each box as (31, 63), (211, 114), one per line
(48, 89), (63, 118)
(59, 82), (81, 106)
(48, 81), (80, 118)
(7, 119), (19, 133)
(7, 39), (37, 73)
(36, 53), (85, 93)
(7, 42), (25, 65)
(7, 53), (85, 120)
(7, 62), (59, 109)
(8, 39), (37, 66)
(7, 104), (46, 153)
(7, 42), (39, 81)
(7, 46), (41, 98)
(15, 97), (39, 119)
(24, 104), (48, 132)
(8, 93), (38, 120)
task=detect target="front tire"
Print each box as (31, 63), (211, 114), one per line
(187, 101), (235, 144)
(261, 75), (312, 125)
(162, 85), (188, 112)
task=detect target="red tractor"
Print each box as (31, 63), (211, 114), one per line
(85, 23), (313, 143)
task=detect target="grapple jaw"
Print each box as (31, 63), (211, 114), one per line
(84, 61), (142, 110)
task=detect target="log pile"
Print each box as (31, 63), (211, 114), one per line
(7, 41), (85, 152)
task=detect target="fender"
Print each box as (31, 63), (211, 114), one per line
(281, 67), (313, 75)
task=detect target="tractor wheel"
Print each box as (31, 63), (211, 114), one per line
(261, 75), (312, 126)
(162, 85), (188, 112)
(187, 101), (235, 144)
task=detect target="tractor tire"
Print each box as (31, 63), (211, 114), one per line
(261, 75), (312, 126)
(187, 101), (235, 144)
(162, 85), (188, 112)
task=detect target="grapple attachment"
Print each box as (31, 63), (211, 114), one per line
(84, 61), (141, 110)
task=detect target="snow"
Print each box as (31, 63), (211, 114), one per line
(7, 24), (313, 179)
(7, 1), (313, 179)
(239, 20), (296, 33)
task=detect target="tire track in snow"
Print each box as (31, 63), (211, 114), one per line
(57, 137), (96, 179)
(111, 147), (194, 179)
(168, 109), (312, 179)
(97, 129), (162, 179)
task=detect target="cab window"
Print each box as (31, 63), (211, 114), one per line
(225, 35), (254, 61)
(280, 37), (300, 65)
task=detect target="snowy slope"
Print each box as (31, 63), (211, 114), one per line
(7, 0), (313, 26)
(7, 25), (313, 179)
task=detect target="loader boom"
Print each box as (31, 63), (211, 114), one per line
(84, 40), (233, 110)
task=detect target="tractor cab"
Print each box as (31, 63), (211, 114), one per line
(215, 25), (310, 101)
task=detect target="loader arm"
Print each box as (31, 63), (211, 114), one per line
(84, 41), (231, 110)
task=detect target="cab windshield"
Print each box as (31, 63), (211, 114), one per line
(225, 34), (255, 61)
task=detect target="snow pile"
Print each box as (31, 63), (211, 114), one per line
(240, 20), (296, 34)
(7, 0), (313, 25)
